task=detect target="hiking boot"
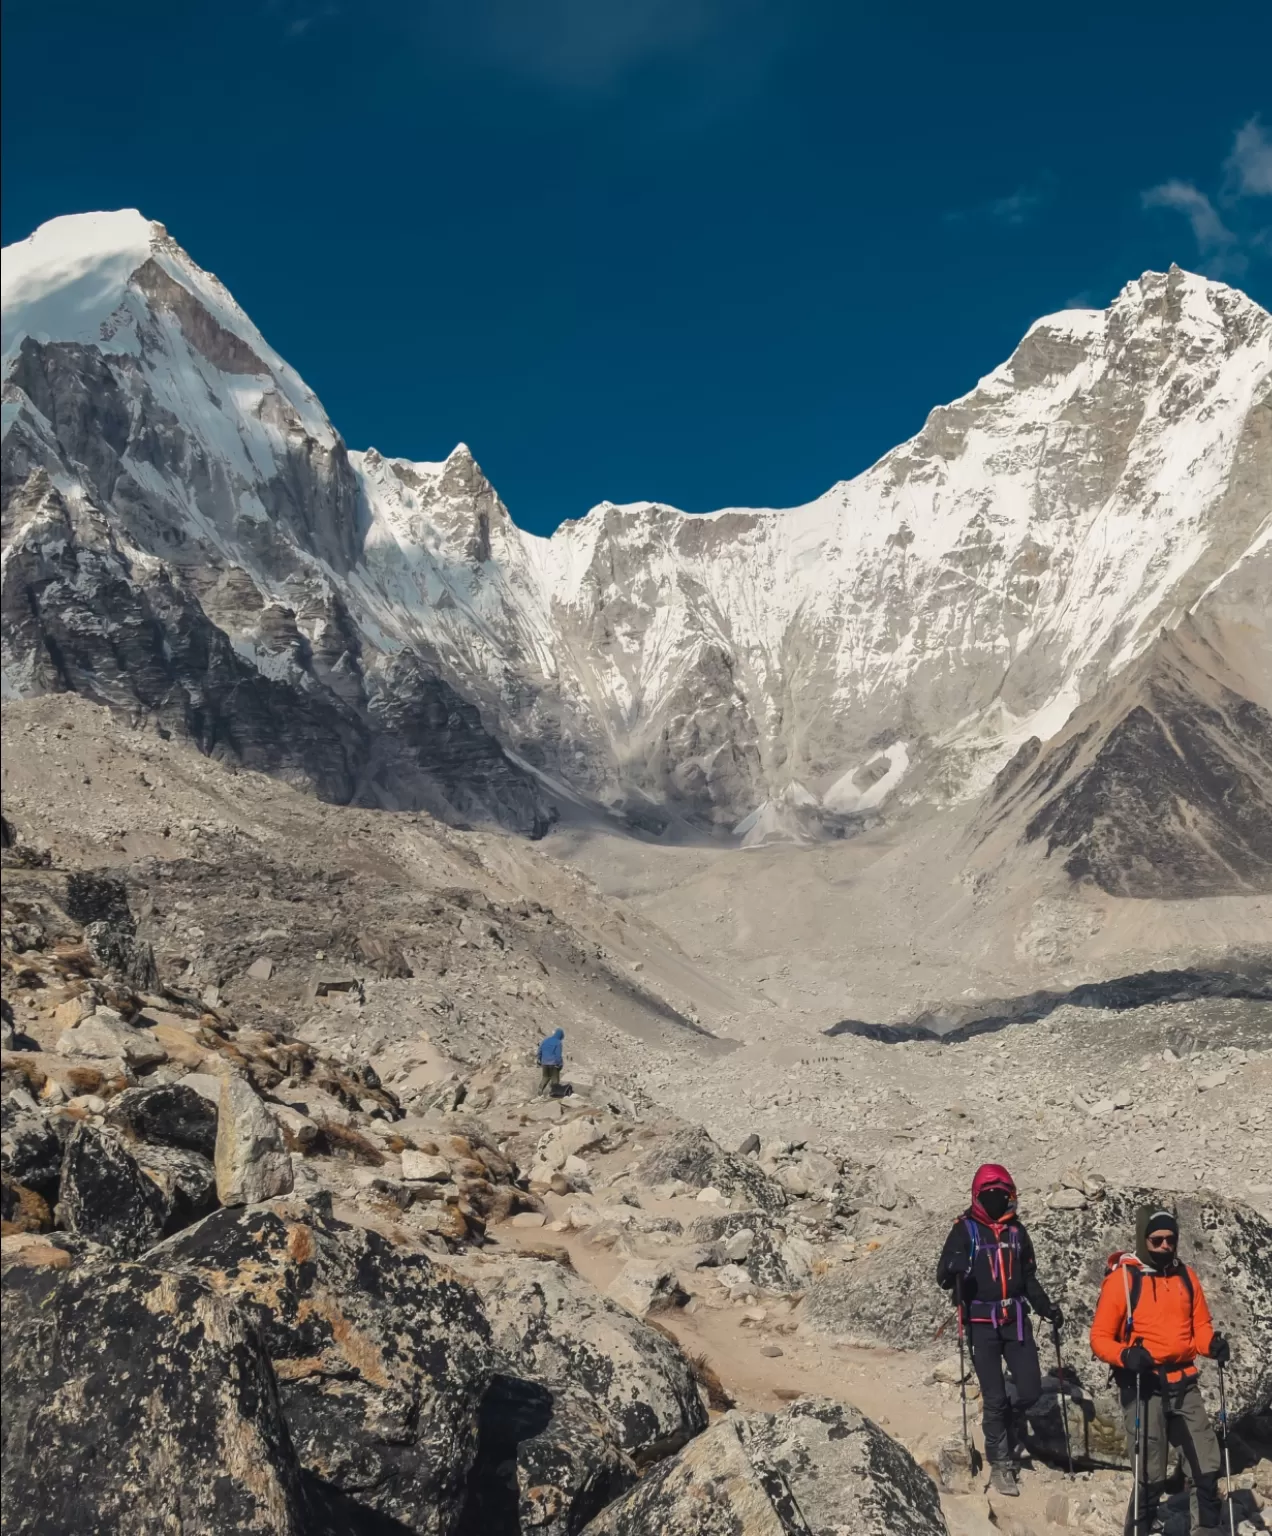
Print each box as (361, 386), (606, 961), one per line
(989, 1463), (1020, 1496)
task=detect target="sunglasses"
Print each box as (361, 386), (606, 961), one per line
(1146, 1233), (1177, 1248)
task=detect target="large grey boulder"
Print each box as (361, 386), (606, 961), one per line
(1, 1253), (309, 1534)
(468, 1256), (708, 1457)
(805, 1188), (1272, 1455)
(690, 1209), (811, 1291)
(582, 1397), (949, 1535)
(636, 1126), (787, 1213)
(154, 1195), (493, 1533)
(214, 1072), (293, 1206)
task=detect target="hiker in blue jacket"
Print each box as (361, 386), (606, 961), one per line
(537, 1028), (565, 1094)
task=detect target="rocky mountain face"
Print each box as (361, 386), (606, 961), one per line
(3, 212), (1270, 883)
(1, 212), (552, 836)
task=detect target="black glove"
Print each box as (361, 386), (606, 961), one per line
(1209, 1333), (1230, 1364)
(1047, 1304), (1065, 1333)
(1121, 1343), (1155, 1373)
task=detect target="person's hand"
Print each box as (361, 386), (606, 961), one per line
(1208, 1334), (1230, 1364)
(1122, 1343), (1155, 1373)
(1048, 1304), (1065, 1333)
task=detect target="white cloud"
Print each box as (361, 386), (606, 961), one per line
(1225, 117), (1272, 198)
(1142, 119), (1272, 279)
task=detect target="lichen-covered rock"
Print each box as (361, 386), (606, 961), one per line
(636, 1126), (787, 1213)
(805, 1188), (1272, 1451)
(1, 1255), (309, 1534)
(468, 1257), (708, 1457)
(154, 1195), (494, 1533)
(214, 1072), (293, 1206)
(690, 1210), (810, 1291)
(132, 1143), (218, 1227)
(582, 1397), (949, 1535)
(106, 1082), (218, 1157)
(58, 1122), (170, 1256)
(0, 1094), (63, 1202)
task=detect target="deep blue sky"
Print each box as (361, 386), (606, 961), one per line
(4, 1), (1270, 534)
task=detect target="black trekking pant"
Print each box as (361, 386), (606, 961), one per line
(970, 1318), (1042, 1467)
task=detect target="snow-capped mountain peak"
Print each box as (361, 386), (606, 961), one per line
(3, 214), (1269, 858)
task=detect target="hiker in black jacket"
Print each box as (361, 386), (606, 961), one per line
(936, 1162), (1062, 1496)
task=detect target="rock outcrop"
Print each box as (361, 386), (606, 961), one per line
(1, 1253), (310, 1535)
(581, 1397), (950, 1535)
(154, 1196), (494, 1533)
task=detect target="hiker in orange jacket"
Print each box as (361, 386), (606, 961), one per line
(1090, 1207), (1230, 1535)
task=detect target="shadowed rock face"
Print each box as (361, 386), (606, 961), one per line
(1, 1256), (310, 1535)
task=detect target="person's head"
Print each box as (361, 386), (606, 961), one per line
(970, 1163), (1017, 1223)
(1136, 1207), (1180, 1270)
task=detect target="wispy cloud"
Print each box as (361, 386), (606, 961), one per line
(945, 177), (1054, 229)
(266, 0), (340, 40)
(1142, 117), (1271, 279)
(442, 0), (772, 94)
(1225, 117), (1272, 198)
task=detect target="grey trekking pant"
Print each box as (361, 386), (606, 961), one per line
(1121, 1379), (1220, 1533)
(538, 1065), (561, 1095)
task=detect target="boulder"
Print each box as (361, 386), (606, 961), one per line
(606, 1259), (689, 1318)
(58, 1123), (170, 1256)
(215, 1073), (294, 1206)
(468, 1256), (708, 1457)
(690, 1210), (809, 1292)
(402, 1150), (452, 1182)
(581, 1397), (949, 1535)
(56, 1007), (166, 1069)
(131, 1144), (218, 1227)
(83, 917), (159, 992)
(154, 1195), (493, 1532)
(1, 1256), (308, 1534)
(105, 1082), (218, 1157)
(1, 1095), (63, 1202)
(636, 1127), (787, 1213)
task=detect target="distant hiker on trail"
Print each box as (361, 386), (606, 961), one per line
(936, 1163), (1063, 1498)
(536, 1028), (565, 1095)
(1090, 1207), (1230, 1536)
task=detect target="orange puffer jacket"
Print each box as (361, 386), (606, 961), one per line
(1090, 1255), (1215, 1380)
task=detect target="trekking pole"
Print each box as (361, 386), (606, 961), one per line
(1132, 1367), (1143, 1536)
(954, 1276), (981, 1475)
(1051, 1318), (1074, 1475)
(1217, 1357), (1237, 1536)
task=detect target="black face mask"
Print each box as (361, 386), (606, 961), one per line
(979, 1188), (1012, 1221)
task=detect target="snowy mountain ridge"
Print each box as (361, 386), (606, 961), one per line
(2, 210), (1269, 852)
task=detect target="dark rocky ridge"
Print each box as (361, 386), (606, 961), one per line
(2, 341), (554, 836)
(826, 953), (1272, 1043)
(974, 620), (1272, 898)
